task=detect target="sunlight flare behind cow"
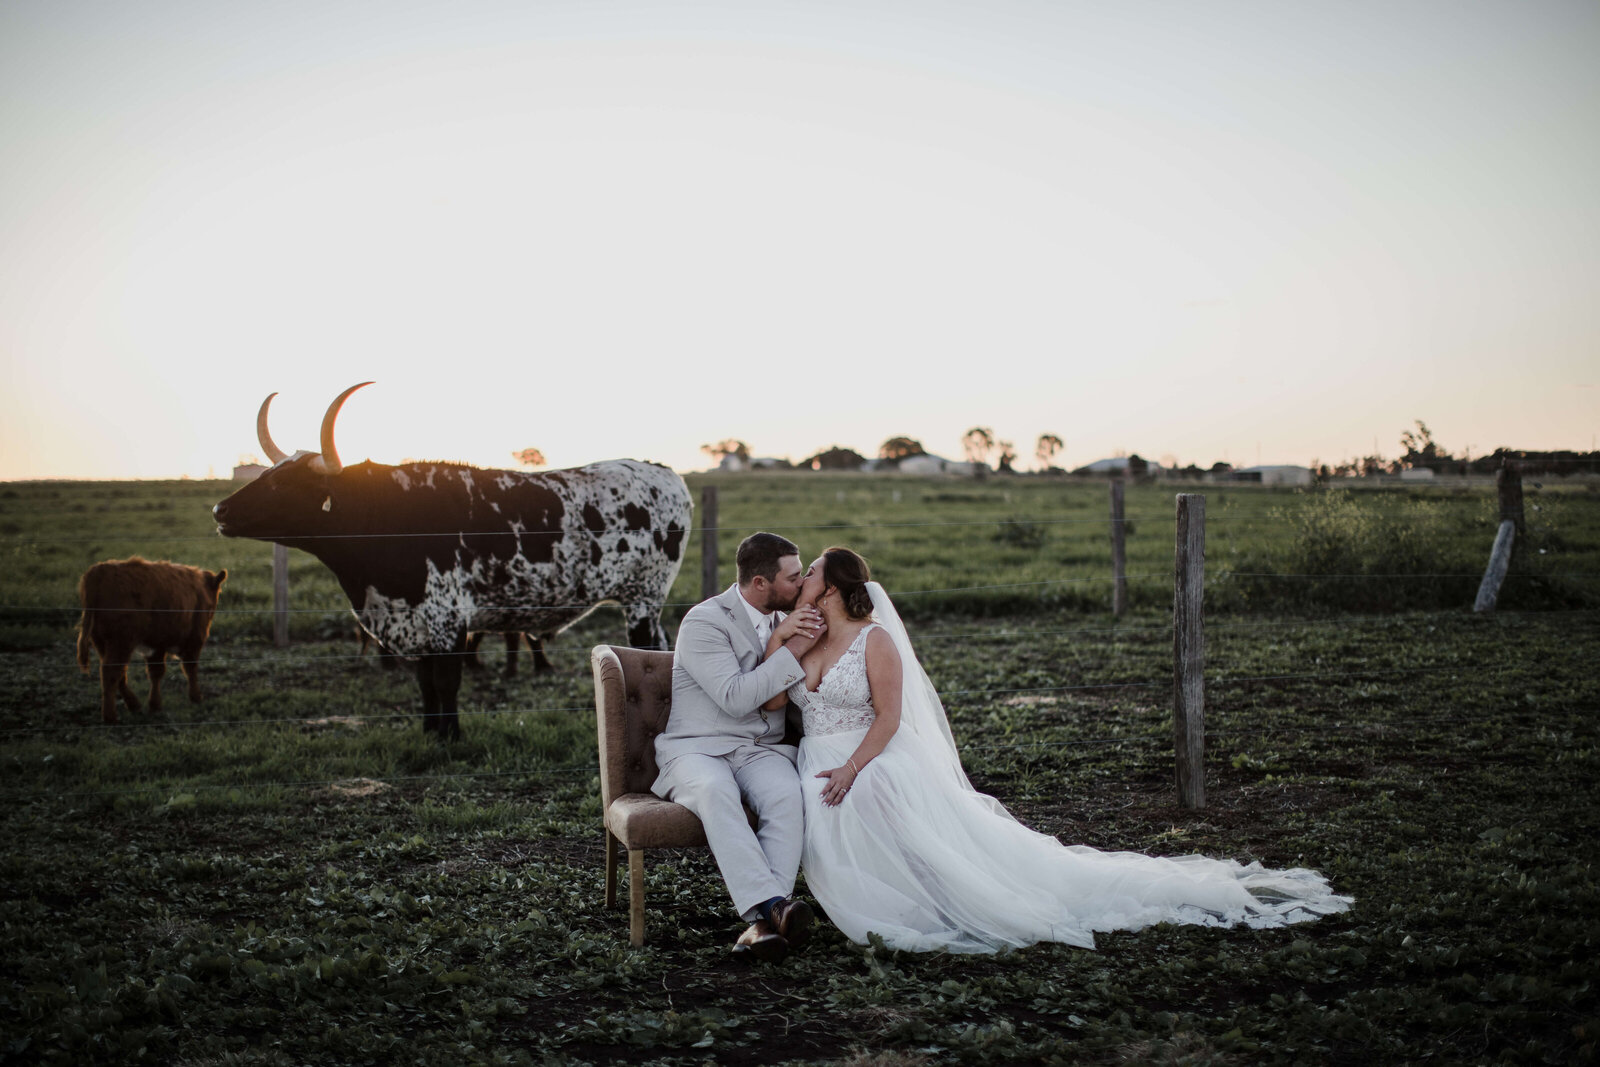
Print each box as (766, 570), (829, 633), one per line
(212, 384), (691, 739)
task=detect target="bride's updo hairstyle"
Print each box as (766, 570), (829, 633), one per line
(820, 546), (874, 619)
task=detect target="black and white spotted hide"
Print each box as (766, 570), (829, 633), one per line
(215, 457), (691, 739)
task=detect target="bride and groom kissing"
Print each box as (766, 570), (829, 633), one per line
(652, 532), (1351, 962)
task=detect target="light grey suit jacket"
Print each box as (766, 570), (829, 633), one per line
(652, 584), (806, 790)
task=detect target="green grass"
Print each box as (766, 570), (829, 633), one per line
(1, 474), (1597, 1064)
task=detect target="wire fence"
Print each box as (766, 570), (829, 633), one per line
(5, 571), (1597, 616)
(1, 615), (1589, 743)
(0, 707), (1572, 804)
(2, 478), (1597, 804)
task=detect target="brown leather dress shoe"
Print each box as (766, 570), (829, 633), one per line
(770, 898), (814, 951)
(730, 918), (787, 964)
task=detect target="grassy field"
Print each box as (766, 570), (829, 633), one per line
(1, 473), (1598, 1064)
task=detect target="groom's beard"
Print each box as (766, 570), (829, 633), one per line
(767, 588), (800, 613)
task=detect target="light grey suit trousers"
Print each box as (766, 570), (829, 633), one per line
(653, 584), (806, 919)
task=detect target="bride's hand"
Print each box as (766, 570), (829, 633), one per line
(815, 764), (857, 807)
(774, 605), (826, 646)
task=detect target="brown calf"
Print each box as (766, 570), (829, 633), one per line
(75, 557), (228, 724)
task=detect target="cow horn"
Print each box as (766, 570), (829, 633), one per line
(256, 393), (288, 465)
(319, 381), (373, 475)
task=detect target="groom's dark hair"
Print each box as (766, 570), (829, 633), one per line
(737, 532), (799, 585)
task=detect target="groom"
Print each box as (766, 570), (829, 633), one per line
(653, 531), (825, 962)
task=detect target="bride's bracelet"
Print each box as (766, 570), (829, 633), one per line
(847, 758), (860, 777)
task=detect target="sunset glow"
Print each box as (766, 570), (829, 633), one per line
(2, 0), (1595, 480)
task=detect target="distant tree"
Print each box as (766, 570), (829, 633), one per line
(513, 447), (546, 469)
(1126, 453), (1150, 481)
(996, 440), (1018, 473)
(1399, 420), (1436, 460)
(803, 446), (866, 471)
(962, 427), (995, 469)
(701, 439), (751, 465)
(1398, 419), (1454, 472)
(878, 436), (925, 460)
(1035, 433), (1063, 471)
(1209, 461), (1233, 474)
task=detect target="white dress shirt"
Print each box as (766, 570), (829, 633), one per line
(738, 588), (775, 647)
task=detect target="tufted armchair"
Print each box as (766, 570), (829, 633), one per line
(592, 644), (738, 946)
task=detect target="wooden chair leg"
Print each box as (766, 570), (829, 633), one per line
(628, 849), (645, 947)
(604, 828), (618, 909)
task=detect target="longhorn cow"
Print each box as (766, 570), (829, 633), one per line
(212, 383), (691, 739)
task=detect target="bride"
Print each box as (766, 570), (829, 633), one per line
(762, 546), (1351, 954)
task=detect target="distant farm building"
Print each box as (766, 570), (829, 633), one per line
(1074, 456), (1167, 477)
(893, 453), (978, 476)
(715, 454), (791, 472)
(232, 463), (266, 482)
(1223, 465), (1313, 487)
(1400, 467), (1437, 481)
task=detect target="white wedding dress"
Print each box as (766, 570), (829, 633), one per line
(791, 586), (1352, 954)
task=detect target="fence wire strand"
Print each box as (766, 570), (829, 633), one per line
(2, 648), (1583, 740)
(3, 480), (1596, 802)
(5, 570), (1596, 618)
(1, 710), (1577, 804)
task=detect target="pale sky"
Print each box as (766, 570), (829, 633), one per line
(2, 0), (1596, 480)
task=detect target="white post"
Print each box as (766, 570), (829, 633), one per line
(1474, 466), (1523, 613)
(1473, 521), (1516, 613)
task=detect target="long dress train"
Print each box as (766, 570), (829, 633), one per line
(793, 603), (1351, 954)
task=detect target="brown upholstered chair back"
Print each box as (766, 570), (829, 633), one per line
(592, 645), (676, 808)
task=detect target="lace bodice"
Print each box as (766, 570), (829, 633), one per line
(789, 624), (880, 737)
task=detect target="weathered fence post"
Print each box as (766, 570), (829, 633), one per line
(1498, 463), (1525, 533)
(1474, 464), (1523, 613)
(700, 485), (720, 601)
(1110, 479), (1128, 616)
(1173, 494), (1205, 809)
(272, 543), (290, 647)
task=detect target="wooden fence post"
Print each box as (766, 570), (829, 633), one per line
(1173, 494), (1205, 809)
(1474, 464), (1523, 613)
(272, 543), (290, 647)
(700, 486), (720, 601)
(1498, 463), (1525, 534)
(1110, 479), (1128, 616)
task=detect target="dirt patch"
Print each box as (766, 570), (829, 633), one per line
(324, 777), (390, 798)
(302, 715), (367, 731)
